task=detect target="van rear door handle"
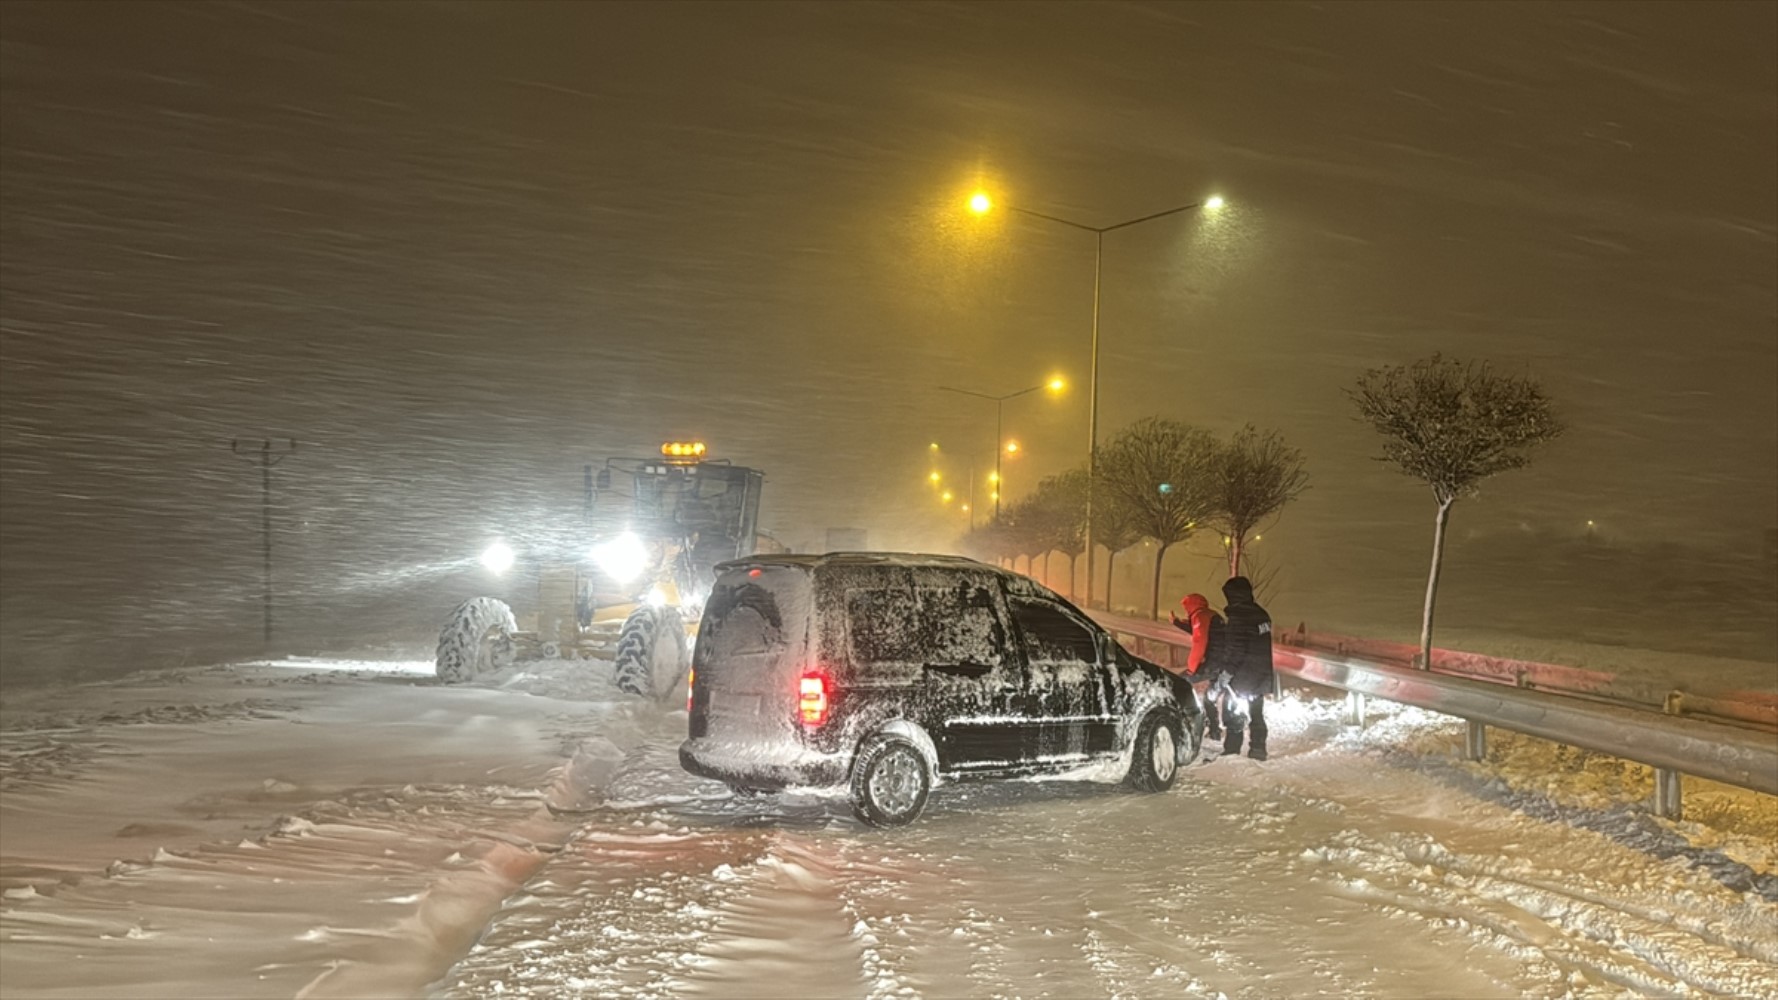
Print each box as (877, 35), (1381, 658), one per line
(924, 662), (992, 679)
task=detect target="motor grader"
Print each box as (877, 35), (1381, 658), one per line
(435, 442), (772, 700)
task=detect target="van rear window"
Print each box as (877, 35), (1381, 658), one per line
(699, 582), (787, 662)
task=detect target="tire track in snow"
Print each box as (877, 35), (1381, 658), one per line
(673, 834), (875, 999)
(1306, 829), (1778, 997)
(441, 821), (779, 998)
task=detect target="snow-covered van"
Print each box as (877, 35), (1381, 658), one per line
(679, 553), (1202, 826)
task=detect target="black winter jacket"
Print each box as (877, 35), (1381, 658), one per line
(1213, 576), (1273, 697)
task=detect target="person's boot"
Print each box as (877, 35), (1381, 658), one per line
(1248, 744), (1268, 762)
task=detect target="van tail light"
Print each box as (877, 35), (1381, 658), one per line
(686, 667), (695, 712)
(798, 672), (829, 727)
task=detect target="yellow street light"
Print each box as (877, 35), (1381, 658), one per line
(929, 470), (941, 484)
(929, 442), (940, 451)
(941, 490), (954, 503)
(988, 471), (1000, 483)
(1046, 376), (1066, 393)
(1004, 440), (1020, 454)
(959, 188), (1230, 607)
(990, 490), (1000, 501)
(960, 504), (970, 513)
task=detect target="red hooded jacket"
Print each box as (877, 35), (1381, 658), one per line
(1176, 593), (1219, 676)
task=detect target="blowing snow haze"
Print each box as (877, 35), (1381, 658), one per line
(2, 1), (1774, 680)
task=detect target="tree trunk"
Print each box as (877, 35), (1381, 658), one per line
(1228, 534), (1243, 577)
(1064, 552), (1077, 599)
(1042, 551), (1051, 587)
(1104, 549), (1117, 612)
(1149, 541), (1172, 620)
(1419, 500), (1454, 669)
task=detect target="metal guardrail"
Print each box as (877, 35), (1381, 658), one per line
(1089, 610), (1778, 819)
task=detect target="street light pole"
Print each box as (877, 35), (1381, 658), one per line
(1000, 197), (1221, 609)
(995, 399), (1004, 518)
(937, 382), (1048, 520)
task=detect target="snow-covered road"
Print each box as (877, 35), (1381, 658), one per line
(2, 656), (1774, 998)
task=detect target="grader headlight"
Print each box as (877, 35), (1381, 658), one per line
(479, 540), (516, 575)
(660, 441), (707, 459)
(591, 531), (649, 584)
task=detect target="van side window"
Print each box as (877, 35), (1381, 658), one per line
(917, 584), (1004, 665)
(847, 587), (921, 663)
(847, 584), (1005, 665)
(1010, 599), (1098, 664)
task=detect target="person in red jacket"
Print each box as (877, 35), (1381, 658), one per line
(1170, 593), (1227, 741)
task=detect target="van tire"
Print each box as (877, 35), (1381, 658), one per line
(850, 733), (932, 828)
(1127, 709), (1181, 793)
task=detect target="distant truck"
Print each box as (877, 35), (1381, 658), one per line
(435, 442), (766, 701)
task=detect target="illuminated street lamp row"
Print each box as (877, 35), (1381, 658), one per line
(936, 378), (1064, 519)
(963, 186), (1226, 606)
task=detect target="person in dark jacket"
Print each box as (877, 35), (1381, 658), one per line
(1214, 575), (1273, 760)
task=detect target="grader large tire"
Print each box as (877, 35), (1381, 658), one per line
(436, 597), (518, 683)
(613, 606), (689, 700)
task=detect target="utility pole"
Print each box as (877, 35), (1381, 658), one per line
(232, 439), (297, 646)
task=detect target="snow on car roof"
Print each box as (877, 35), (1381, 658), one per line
(714, 551), (996, 573)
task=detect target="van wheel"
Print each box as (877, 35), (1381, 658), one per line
(850, 733), (931, 828)
(1127, 709), (1181, 792)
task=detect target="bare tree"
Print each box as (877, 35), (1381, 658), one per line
(1208, 425), (1308, 577)
(1028, 470), (1087, 599)
(1348, 354), (1563, 667)
(1092, 492), (1142, 612)
(1237, 549), (1285, 607)
(959, 515), (1014, 567)
(989, 500), (1048, 582)
(1096, 418), (1221, 619)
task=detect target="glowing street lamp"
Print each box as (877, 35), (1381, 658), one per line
(937, 377), (1064, 519)
(967, 188), (1227, 608)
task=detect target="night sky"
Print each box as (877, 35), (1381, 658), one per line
(2, 1), (1774, 678)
